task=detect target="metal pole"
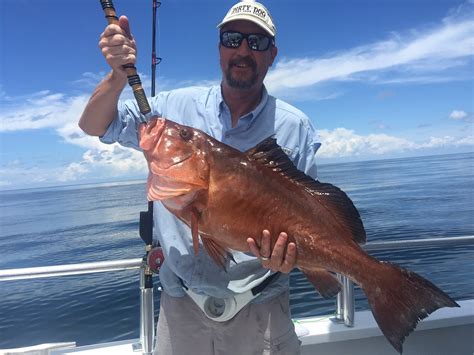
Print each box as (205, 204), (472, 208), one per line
(335, 274), (344, 322)
(139, 268), (155, 355)
(0, 259), (142, 281)
(342, 276), (354, 327)
(334, 274), (354, 327)
(363, 235), (474, 251)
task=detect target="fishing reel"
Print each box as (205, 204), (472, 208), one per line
(140, 202), (164, 274)
(146, 246), (164, 273)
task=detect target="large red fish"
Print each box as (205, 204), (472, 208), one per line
(139, 117), (458, 354)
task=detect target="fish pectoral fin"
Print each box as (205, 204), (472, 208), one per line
(191, 208), (200, 256)
(201, 237), (228, 270)
(301, 268), (342, 299)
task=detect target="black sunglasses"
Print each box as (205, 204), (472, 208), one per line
(220, 31), (274, 52)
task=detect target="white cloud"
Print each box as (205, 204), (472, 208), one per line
(81, 146), (147, 173)
(449, 110), (472, 122)
(0, 89), (149, 186)
(0, 147), (148, 188)
(421, 134), (474, 148)
(58, 162), (90, 182)
(57, 146), (147, 182)
(265, 3), (474, 95)
(0, 163), (66, 188)
(317, 128), (473, 158)
(0, 91), (89, 132)
(449, 110), (467, 120)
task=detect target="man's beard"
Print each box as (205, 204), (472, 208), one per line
(225, 56), (258, 90)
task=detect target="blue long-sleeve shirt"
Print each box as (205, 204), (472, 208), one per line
(100, 85), (321, 302)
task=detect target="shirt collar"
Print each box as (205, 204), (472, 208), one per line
(216, 85), (269, 125)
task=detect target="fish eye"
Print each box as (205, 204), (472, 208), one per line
(179, 128), (193, 141)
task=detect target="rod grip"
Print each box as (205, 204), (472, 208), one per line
(99, 0), (151, 116)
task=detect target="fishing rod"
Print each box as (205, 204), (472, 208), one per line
(99, 0), (163, 256)
(144, 0), (163, 269)
(151, 0), (162, 97)
(99, 1), (163, 353)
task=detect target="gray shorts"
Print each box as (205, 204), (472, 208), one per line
(154, 290), (301, 355)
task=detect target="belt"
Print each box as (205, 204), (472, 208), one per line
(180, 272), (281, 322)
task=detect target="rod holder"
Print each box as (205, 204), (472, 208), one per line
(334, 274), (355, 327)
(133, 267), (155, 354)
(335, 274), (344, 322)
(342, 276), (355, 327)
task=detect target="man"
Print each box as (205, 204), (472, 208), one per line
(79, 1), (320, 354)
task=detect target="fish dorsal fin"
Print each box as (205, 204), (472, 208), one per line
(245, 137), (366, 244)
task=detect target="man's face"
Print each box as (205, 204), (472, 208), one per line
(219, 20), (277, 91)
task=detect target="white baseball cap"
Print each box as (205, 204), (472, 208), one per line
(217, 0), (276, 38)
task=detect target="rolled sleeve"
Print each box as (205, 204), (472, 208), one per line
(296, 119), (321, 180)
(99, 92), (169, 150)
(99, 100), (142, 150)
(300, 138), (321, 179)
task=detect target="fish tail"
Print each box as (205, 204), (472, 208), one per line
(361, 261), (459, 354)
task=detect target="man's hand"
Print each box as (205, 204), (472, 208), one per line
(247, 230), (297, 273)
(78, 17), (136, 137)
(98, 15), (137, 79)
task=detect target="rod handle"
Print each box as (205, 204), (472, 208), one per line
(100, 0), (151, 116)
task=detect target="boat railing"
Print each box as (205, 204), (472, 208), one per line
(0, 235), (473, 354)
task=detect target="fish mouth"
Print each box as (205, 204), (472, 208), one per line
(147, 173), (200, 200)
(151, 154), (193, 171)
(139, 117), (166, 151)
(139, 117), (194, 169)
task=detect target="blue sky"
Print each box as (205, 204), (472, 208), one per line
(0, 0), (473, 190)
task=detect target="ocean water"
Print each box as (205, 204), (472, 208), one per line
(0, 152), (473, 348)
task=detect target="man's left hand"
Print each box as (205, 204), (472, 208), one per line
(247, 230), (297, 273)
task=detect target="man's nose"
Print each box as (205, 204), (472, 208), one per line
(235, 39), (252, 55)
